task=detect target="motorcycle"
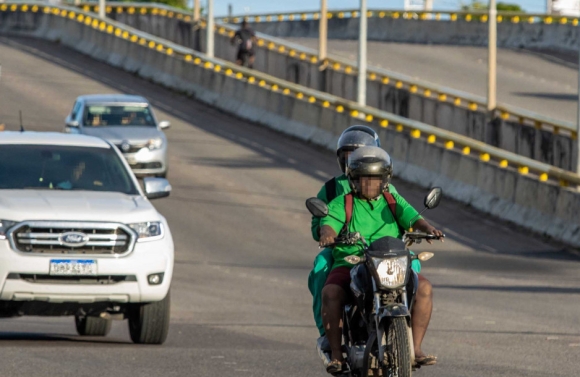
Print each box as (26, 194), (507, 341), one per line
(306, 187), (444, 377)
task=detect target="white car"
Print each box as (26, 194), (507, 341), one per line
(0, 132), (174, 344)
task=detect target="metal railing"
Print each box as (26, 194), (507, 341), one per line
(3, 2), (580, 187)
(70, 2), (577, 139)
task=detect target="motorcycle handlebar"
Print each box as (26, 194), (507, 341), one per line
(405, 232), (445, 240)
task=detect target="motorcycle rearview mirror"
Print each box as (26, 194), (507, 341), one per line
(418, 252), (434, 261)
(424, 187), (442, 210)
(344, 255), (366, 264)
(305, 197), (329, 218)
(408, 187), (444, 229)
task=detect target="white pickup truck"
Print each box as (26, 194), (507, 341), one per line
(0, 132), (174, 344)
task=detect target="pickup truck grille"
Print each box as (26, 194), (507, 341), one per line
(8, 222), (136, 256)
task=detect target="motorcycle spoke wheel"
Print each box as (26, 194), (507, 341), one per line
(382, 318), (412, 377)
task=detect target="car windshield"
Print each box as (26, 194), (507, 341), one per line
(0, 145), (139, 195)
(83, 104), (156, 127)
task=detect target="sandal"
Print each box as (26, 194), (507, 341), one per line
(414, 355), (438, 367)
(326, 359), (344, 374)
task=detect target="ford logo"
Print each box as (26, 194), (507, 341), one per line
(59, 232), (89, 248)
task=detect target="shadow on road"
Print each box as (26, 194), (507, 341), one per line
(513, 92), (576, 101)
(435, 284), (580, 294)
(0, 332), (131, 346)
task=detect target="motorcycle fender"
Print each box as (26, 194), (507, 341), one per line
(378, 304), (410, 320)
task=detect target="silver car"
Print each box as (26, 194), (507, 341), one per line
(64, 94), (170, 178)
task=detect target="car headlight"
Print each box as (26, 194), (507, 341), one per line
(147, 138), (163, 150)
(0, 220), (17, 240)
(128, 222), (163, 241)
(372, 256), (408, 288)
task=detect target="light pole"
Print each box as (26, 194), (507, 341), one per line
(194, 0), (200, 22)
(546, 0), (552, 14)
(357, 0), (367, 106)
(319, 0), (328, 63)
(206, 0), (214, 57)
(577, 24), (580, 172)
(98, 0), (105, 19)
(487, 0), (497, 112)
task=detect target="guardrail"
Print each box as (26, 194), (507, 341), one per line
(3, 2), (580, 187)
(226, 9), (579, 26)
(72, 2), (577, 142)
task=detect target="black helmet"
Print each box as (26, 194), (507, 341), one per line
(336, 125), (381, 173)
(346, 146), (393, 195)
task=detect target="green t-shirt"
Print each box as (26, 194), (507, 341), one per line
(310, 174), (398, 241)
(321, 192), (421, 270)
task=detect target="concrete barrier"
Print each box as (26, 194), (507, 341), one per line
(98, 10), (577, 171)
(249, 17), (580, 53)
(2, 5), (580, 248)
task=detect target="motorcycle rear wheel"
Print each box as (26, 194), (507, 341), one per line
(383, 317), (412, 377)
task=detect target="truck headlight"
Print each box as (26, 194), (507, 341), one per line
(147, 138), (163, 150)
(128, 222), (163, 241)
(372, 256), (408, 289)
(0, 220), (17, 240)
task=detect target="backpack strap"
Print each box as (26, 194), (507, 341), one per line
(324, 177), (338, 203)
(383, 191), (406, 233)
(383, 192), (397, 218)
(344, 193), (354, 227)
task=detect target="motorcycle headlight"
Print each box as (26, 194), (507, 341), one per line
(128, 222), (163, 241)
(0, 220), (17, 240)
(372, 256), (408, 289)
(147, 138), (163, 150)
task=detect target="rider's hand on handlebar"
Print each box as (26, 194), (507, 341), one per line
(424, 226), (444, 244)
(319, 225), (338, 248)
(413, 219), (444, 244)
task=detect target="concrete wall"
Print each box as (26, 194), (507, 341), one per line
(251, 18), (580, 53)
(2, 8), (580, 247)
(101, 12), (576, 171)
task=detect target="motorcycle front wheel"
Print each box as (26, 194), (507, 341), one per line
(383, 317), (412, 377)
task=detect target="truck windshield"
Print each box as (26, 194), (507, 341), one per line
(83, 105), (156, 127)
(0, 145), (139, 195)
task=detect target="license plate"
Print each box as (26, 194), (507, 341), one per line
(49, 260), (97, 276)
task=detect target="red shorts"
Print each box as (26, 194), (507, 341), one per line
(325, 267), (426, 292)
(324, 267), (352, 292)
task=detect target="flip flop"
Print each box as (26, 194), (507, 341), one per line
(326, 359), (344, 374)
(414, 355), (438, 367)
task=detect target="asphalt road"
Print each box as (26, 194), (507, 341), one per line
(286, 38), (579, 124)
(0, 36), (579, 377)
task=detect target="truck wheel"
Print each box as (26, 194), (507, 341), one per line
(75, 314), (112, 336)
(128, 291), (170, 344)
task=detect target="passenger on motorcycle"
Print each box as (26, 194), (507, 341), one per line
(230, 20), (257, 68)
(309, 126), (403, 341)
(319, 146), (443, 374)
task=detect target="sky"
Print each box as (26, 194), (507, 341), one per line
(191, 0), (550, 16)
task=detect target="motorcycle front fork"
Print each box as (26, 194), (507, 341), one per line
(373, 288), (415, 366)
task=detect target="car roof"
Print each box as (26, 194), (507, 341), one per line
(78, 94), (149, 105)
(0, 132), (111, 148)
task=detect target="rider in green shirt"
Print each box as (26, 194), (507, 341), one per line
(319, 146), (443, 374)
(309, 126), (399, 340)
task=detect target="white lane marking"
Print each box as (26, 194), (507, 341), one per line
(211, 356), (225, 359)
(287, 158), (297, 164)
(546, 336), (559, 340)
(485, 321), (496, 325)
(569, 343), (580, 347)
